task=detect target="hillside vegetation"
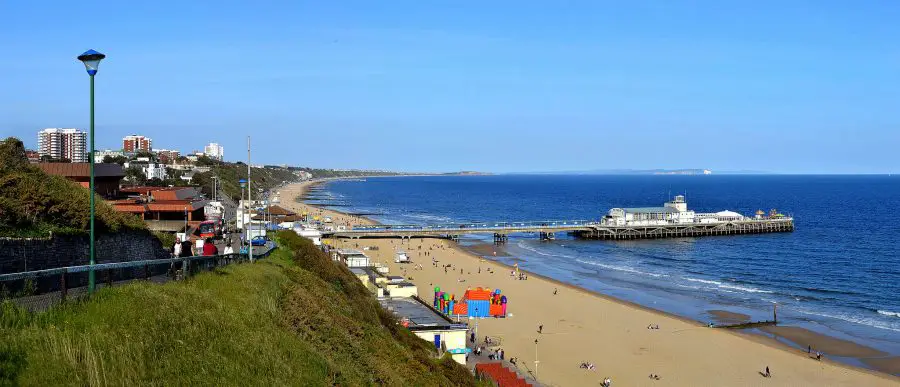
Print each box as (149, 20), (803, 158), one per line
(0, 137), (146, 237)
(191, 159), (298, 201)
(0, 231), (479, 386)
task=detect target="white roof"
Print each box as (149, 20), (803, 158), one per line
(716, 210), (743, 217)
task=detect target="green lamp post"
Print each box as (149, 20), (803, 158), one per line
(77, 49), (105, 293)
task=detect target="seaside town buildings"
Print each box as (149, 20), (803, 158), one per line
(324, 246), (467, 365)
(204, 143), (224, 161)
(154, 149), (181, 164)
(124, 159), (169, 181)
(38, 128), (87, 162)
(123, 135), (152, 153)
(94, 149), (126, 161)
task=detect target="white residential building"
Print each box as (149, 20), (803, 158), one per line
(38, 128), (87, 162)
(204, 143), (224, 161)
(124, 161), (168, 181)
(94, 149), (125, 162)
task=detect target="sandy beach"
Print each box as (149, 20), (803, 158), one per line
(279, 180), (900, 386)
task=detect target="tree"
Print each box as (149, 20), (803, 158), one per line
(102, 155), (128, 165)
(124, 166), (147, 186)
(0, 137), (30, 173)
(134, 150), (155, 160)
(146, 177), (166, 187)
(195, 155), (220, 167)
(40, 155), (70, 163)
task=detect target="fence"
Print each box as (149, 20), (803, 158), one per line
(0, 242), (277, 312)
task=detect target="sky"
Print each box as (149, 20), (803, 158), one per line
(1, 1), (898, 174)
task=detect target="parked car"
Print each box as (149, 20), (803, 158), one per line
(251, 236), (268, 246)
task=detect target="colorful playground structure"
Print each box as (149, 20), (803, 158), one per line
(433, 286), (508, 318)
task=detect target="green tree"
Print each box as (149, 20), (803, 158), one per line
(195, 155), (220, 167)
(134, 150), (155, 160)
(102, 155), (128, 165)
(0, 137), (31, 174)
(124, 166), (147, 186)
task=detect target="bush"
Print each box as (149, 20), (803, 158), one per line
(0, 137), (146, 237)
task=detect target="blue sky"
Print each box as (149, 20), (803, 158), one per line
(1, 1), (898, 173)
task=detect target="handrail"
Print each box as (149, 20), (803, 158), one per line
(0, 242), (276, 282)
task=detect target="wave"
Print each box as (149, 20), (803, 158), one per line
(516, 242), (578, 259)
(793, 308), (900, 333)
(576, 259), (667, 278)
(683, 277), (774, 294)
(878, 310), (900, 318)
(402, 213), (455, 223)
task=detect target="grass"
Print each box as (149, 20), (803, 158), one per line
(1, 137), (147, 238)
(0, 231), (479, 386)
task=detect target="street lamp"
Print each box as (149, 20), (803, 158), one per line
(77, 49), (105, 294)
(534, 339), (539, 379)
(239, 179), (247, 249)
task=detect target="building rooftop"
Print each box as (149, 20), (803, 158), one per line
(336, 248), (367, 257)
(378, 297), (465, 330)
(37, 163), (124, 178)
(621, 207), (679, 214)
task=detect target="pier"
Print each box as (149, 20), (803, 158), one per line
(323, 196), (793, 242)
(325, 218), (794, 241)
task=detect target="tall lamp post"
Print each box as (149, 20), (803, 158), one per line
(77, 49), (105, 294)
(239, 179), (247, 251)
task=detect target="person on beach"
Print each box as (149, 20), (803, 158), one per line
(765, 366), (771, 377)
(538, 324), (543, 334)
(553, 288), (558, 295)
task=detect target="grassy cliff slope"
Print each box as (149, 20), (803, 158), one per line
(0, 231), (478, 386)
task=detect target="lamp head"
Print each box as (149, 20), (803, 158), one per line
(77, 49), (106, 76)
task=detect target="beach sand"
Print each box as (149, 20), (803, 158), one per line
(278, 181), (900, 386)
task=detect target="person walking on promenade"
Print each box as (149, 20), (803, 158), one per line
(180, 238), (194, 257)
(173, 237), (182, 257)
(203, 238), (218, 256)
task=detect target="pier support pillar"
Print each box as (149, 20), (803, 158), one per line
(493, 233), (508, 245)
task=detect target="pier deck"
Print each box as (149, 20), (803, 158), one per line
(325, 218), (794, 240)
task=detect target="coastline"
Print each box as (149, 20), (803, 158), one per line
(279, 179), (900, 385)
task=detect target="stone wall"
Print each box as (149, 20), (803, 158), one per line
(0, 231), (172, 294)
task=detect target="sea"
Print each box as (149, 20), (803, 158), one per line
(308, 174), (900, 368)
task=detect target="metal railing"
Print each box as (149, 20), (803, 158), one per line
(346, 220), (599, 233)
(0, 241), (277, 311)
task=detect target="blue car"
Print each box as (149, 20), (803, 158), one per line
(251, 236), (268, 246)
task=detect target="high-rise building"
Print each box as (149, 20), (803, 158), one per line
(204, 142), (224, 161)
(38, 128), (87, 162)
(123, 135), (152, 153)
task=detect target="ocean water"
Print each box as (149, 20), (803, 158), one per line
(310, 175), (900, 362)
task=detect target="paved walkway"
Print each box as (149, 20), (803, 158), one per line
(466, 336), (543, 386)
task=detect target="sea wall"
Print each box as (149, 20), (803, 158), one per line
(0, 231), (171, 293)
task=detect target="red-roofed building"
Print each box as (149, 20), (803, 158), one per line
(114, 187), (208, 231)
(37, 162), (125, 198)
